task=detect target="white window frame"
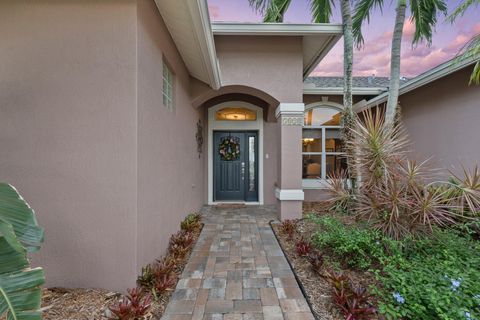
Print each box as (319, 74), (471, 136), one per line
(162, 60), (174, 111)
(302, 102), (345, 189)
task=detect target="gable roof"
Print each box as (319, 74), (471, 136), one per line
(303, 76), (409, 95)
(211, 23), (343, 80)
(360, 55), (478, 110)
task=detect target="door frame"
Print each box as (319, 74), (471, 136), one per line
(208, 101), (264, 205)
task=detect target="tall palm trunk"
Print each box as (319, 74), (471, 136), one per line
(385, 0), (407, 125)
(340, 0), (357, 190)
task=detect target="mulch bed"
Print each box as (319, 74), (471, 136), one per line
(271, 202), (378, 320)
(39, 223), (203, 320)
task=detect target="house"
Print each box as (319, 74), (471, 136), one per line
(0, 0), (478, 291)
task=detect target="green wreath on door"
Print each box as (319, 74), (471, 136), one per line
(219, 136), (240, 161)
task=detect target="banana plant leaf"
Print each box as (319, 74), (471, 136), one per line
(0, 183), (45, 320)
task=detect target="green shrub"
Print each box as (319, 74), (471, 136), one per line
(374, 230), (480, 320)
(311, 215), (394, 269)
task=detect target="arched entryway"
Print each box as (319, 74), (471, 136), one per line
(207, 102), (264, 204)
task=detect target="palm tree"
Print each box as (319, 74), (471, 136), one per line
(353, 0), (447, 125)
(248, 0), (358, 189)
(448, 0), (480, 84)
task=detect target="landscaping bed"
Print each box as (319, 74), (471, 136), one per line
(38, 213), (203, 320)
(273, 202), (480, 320)
(272, 204), (377, 320)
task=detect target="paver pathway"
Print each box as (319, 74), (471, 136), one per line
(161, 205), (315, 320)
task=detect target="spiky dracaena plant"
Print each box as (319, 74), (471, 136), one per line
(446, 165), (480, 216)
(350, 109), (409, 188)
(352, 110), (461, 239)
(326, 169), (354, 214)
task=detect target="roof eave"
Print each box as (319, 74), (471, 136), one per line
(188, 0), (221, 90)
(361, 56), (478, 111)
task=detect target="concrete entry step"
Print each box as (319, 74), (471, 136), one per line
(161, 205), (315, 320)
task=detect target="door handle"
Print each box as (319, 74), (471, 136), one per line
(241, 162), (245, 180)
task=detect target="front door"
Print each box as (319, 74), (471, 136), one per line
(214, 131), (258, 202)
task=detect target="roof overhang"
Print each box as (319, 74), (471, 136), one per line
(211, 23), (343, 79)
(358, 56), (478, 112)
(303, 86), (387, 96)
(154, 0), (221, 89)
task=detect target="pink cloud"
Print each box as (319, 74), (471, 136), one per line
(208, 4), (221, 19)
(402, 18), (415, 43)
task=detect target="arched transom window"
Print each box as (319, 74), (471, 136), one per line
(215, 107), (257, 121)
(302, 105), (347, 180)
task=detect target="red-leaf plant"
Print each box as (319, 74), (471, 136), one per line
(169, 231), (195, 250)
(280, 219), (297, 239)
(295, 237), (312, 257)
(154, 274), (177, 296)
(109, 287), (152, 320)
(326, 270), (376, 320)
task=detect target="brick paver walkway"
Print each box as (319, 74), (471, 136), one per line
(161, 205), (315, 320)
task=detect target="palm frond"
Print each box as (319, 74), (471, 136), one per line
(247, 0), (272, 13)
(447, 0), (479, 22)
(263, 0), (292, 22)
(352, 0), (384, 48)
(452, 34), (480, 85)
(409, 0), (448, 45)
(309, 0), (336, 23)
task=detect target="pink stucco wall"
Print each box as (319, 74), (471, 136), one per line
(136, 0), (205, 269)
(400, 66), (480, 176)
(214, 35), (304, 103)
(0, 0), (138, 291)
(0, 0), (206, 291)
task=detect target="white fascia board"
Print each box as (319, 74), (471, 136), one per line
(187, 0), (222, 89)
(211, 23), (343, 36)
(303, 87), (387, 96)
(364, 56), (478, 109)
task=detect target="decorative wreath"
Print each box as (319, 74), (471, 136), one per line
(219, 136), (240, 161)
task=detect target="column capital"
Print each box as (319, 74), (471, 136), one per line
(275, 103), (305, 119)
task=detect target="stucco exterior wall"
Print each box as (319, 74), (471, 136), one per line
(215, 36), (304, 103)
(0, 0), (138, 291)
(136, 0), (205, 269)
(400, 66), (480, 176)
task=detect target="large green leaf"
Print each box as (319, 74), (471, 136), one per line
(0, 183), (45, 320)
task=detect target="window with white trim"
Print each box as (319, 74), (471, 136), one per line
(302, 105), (347, 180)
(162, 60), (174, 111)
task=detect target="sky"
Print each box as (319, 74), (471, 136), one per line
(207, 0), (479, 78)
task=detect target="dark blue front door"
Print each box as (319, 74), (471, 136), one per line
(214, 131), (258, 202)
